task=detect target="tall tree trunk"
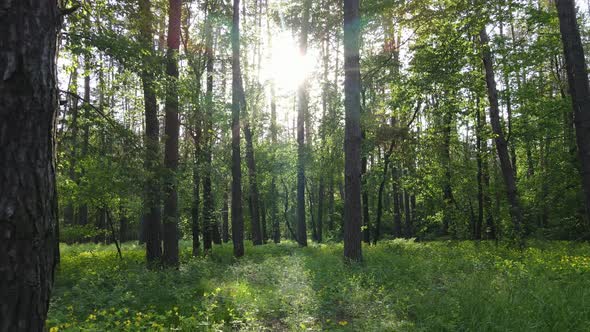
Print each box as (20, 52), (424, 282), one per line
(192, 149), (201, 255)
(403, 175), (412, 238)
(78, 57), (91, 226)
(139, 0), (162, 265)
(361, 152), (370, 243)
(306, 181), (318, 241)
(0, 1), (59, 329)
(343, 0), (362, 261)
(261, 201), (268, 243)
(162, 0), (181, 267)
(475, 100), (484, 240)
(231, 0), (245, 257)
(374, 142), (394, 244)
(202, 0), (215, 252)
(317, 179), (325, 243)
(480, 28), (524, 240)
(222, 188), (230, 243)
(328, 178), (335, 232)
(64, 62), (79, 226)
(392, 165), (403, 238)
(556, 0), (590, 224)
(243, 123), (262, 245)
(296, 0), (311, 247)
(441, 109), (454, 235)
(268, 4), (280, 244)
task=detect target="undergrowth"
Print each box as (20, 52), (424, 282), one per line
(47, 239), (590, 331)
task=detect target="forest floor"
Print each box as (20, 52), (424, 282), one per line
(47, 239), (590, 331)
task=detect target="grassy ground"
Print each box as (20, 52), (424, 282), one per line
(47, 239), (590, 331)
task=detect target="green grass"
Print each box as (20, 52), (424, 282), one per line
(47, 240), (590, 331)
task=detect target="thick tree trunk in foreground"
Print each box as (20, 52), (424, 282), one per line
(139, 0), (162, 266)
(162, 0), (182, 267)
(343, 0), (363, 261)
(0, 1), (59, 330)
(231, 0), (245, 257)
(480, 28), (524, 240)
(556, 0), (590, 224)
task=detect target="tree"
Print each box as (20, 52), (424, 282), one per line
(202, 0), (215, 252)
(555, 0), (590, 224)
(296, 0), (311, 247)
(343, 0), (362, 261)
(231, 0), (245, 258)
(162, 0), (182, 267)
(138, 0), (162, 266)
(480, 28), (523, 241)
(0, 1), (59, 329)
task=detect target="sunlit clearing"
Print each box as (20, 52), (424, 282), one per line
(262, 31), (315, 92)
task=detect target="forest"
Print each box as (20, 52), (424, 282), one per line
(1, 0), (590, 330)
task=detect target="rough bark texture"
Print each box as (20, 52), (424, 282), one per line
(296, 0), (311, 247)
(343, 0), (363, 261)
(556, 0), (590, 223)
(162, 0), (182, 267)
(480, 28), (523, 239)
(0, 1), (59, 330)
(138, 0), (162, 266)
(231, 0), (245, 257)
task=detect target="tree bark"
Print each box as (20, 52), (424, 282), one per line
(0, 1), (59, 329)
(139, 0), (162, 266)
(392, 165), (403, 238)
(361, 153), (370, 243)
(222, 188), (230, 243)
(374, 142), (394, 244)
(296, 0), (311, 247)
(192, 149), (201, 255)
(162, 0), (182, 267)
(441, 109), (454, 235)
(343, 0), (362, 261)
(202, 0), (215, 252)
(480, 28), (524, 240)
(231, 0), (245, 257)
(556, 0), (590, 224)
(475, 100), (484, 240)
(64, 62), (79, 226)
(78, 57), (91, 226)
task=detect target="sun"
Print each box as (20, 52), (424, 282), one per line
(261, 31), (316, 92)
